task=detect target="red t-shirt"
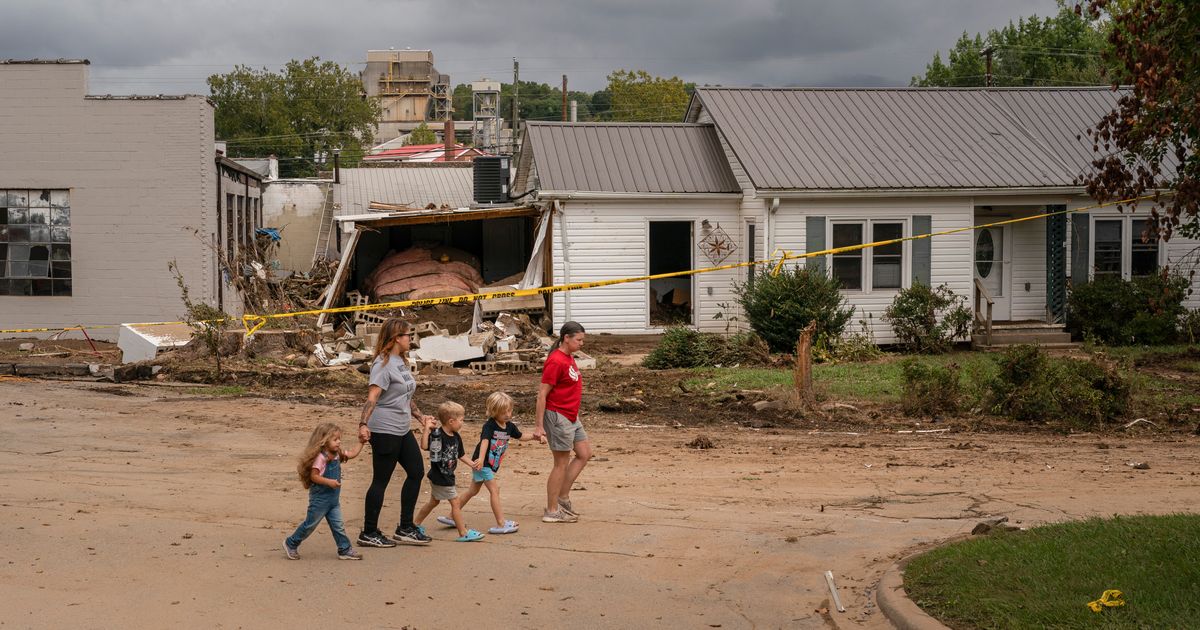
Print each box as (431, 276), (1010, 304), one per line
(542, 349), (582, 422)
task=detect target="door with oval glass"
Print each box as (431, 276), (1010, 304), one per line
(973, 225), (1011, 321)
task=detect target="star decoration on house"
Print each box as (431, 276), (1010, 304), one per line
(699, 224), (737, 265)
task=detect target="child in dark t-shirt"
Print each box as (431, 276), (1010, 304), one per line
(438, 392), (537, 535)
(413, 401), (484, 542)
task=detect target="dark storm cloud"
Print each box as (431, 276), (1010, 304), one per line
(1, 0), (1059, 94)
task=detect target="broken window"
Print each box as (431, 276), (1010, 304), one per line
(649, 221), (693, 326)
(0, 189), (71, 296)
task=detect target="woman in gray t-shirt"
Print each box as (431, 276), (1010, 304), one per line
(355, 318), (436, 547)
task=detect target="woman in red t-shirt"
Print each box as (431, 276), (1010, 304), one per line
(532, 321), (590, 523)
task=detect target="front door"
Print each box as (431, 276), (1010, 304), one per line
(973, 225), (1012, 321)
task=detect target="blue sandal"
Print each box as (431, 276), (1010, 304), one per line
(456, 529), (485, 542)
(488, 520), (519, 534)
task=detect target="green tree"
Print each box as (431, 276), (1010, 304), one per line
(1083, 0), (1200, 239)
(606, 69), (691, 122)
(404, 122), (437, 145)
(912, 2), (1112, 87)
(208, 57), (379, 177)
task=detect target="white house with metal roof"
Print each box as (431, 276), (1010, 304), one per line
(517, 87), (1199, 344)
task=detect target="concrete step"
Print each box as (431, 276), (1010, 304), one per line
(990, 321), (1066, 331)
(972, 330), (1074, 348)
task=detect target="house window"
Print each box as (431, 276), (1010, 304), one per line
(830, 220), (907, 292)
(1093, 219), (1122, 277)
(1, 189), (71, 296)
(872, 222), (904, 289)
(1130, 219), (1159, 277)
(1091, 216), (1160, 280)
(831, 223), (864, 290)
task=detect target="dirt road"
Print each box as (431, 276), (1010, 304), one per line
(2, 378), (1197, 629)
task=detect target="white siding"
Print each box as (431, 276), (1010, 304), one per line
(772, 198), (974, 344)
(551, 198), (742, 334)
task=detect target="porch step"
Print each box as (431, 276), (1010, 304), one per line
(972, 329), (1073, 349)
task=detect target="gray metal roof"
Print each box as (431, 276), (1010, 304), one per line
(334, 165), (474, 214)
(525, 122), (739, 194)
(691, 87), (1125, 191)
(985, 88), (1124, 179)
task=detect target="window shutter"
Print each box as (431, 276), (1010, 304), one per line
(1071, 214), (1089, 287)
(912, 215), (932, 286)
(806, 216), (826, 273)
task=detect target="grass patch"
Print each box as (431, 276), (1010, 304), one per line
(905, 514), (1200, 629)
(687, 352), (997, 404)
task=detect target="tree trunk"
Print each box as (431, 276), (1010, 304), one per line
(794, 322), (817, 405)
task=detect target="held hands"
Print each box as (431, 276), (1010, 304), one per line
(471, 458), (483, 471)
(532, 427), (547, 444)
(424, 415), (437, 431)
(358, 424), (370, 443)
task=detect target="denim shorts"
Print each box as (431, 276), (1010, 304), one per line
(472, 468), (496, 483)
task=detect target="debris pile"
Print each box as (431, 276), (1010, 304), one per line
(307, 309), (594, 375)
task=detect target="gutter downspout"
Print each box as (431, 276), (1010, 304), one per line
(767, 197), (780, 259)
(215, 160), (224, 311)
(555, 200), (572, 322)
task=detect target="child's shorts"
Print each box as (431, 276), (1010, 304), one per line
(472, 468), (496, 483)
(431, 483), (457, 501)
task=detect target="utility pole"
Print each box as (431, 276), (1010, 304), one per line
(562, 74), (568, 122)
(512, 58), (519, 154)
(982, 46), (994, 88)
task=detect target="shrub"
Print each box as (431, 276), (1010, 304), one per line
(1181, 308), (1200, 344)
(735, 266), (854, 353)
(900, 359), (962, 417)
(1067, 273), (1189, 345)
(989, 345), (1130, 427)
(830, 315), (884, 362)
(883, 282), (973, 354)
(642, 328), (770, 369)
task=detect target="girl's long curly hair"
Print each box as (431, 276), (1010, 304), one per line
(297, 422), (342, 489)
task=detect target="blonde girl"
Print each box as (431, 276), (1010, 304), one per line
(284, 422), (365, 560)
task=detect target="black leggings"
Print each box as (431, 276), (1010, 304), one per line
(363, 431), (424, 533)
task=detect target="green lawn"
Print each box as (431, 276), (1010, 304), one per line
(904, 514), (1200, 629)
(685, 348), (1196, 419)
(686, 352), (998, 404)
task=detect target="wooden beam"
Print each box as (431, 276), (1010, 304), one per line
(348, 206), (540, 228)
(316, 227), (362, 329)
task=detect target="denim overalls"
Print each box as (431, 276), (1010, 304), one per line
(286, 453), (351, 553)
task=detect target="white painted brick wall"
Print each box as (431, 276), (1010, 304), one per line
(0, 64), (216, 340)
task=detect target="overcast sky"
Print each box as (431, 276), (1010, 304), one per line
(3, 0), (1060, 95)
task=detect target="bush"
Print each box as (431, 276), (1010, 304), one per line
(900, 359), (962, 417)
(642, 327), (770, 369)
(1181, 308), (1200, 344)
(1067, 273), (1190, 345)
(883, 282), (973, 354)
(989, 345), (1130, 427)
(735, 266), (854, 353)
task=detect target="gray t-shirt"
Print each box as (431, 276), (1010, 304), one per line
(367, 355), (416, 436)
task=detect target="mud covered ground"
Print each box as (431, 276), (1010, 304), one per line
(3, 334), (1200, 628)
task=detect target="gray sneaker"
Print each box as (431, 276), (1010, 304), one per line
(557, 497), (579, 516)
(338, 548), (363, 560)
(283, 541), (300, 560)
(542, 509), (578, 523)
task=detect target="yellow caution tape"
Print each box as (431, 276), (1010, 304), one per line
(1087, 589), (1125, 612)
(0, 194), (1166, 337)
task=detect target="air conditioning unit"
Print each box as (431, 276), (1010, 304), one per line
(473, 156), (509, 205)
